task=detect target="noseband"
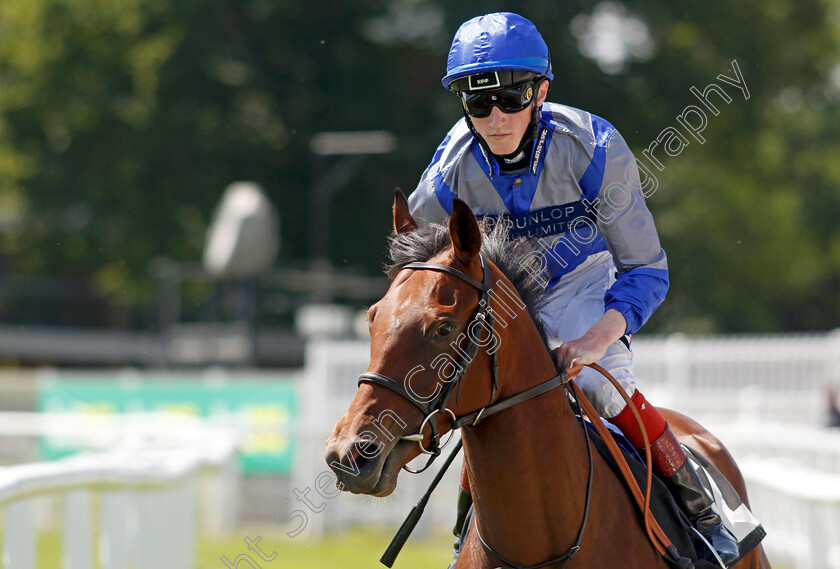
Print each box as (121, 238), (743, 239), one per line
(358, 254), (568, 474)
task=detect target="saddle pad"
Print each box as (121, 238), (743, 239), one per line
(584, 418), (766, 567)
(582, 419), (701, 565)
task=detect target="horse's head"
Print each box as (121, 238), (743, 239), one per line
(325, 190), (531, 496)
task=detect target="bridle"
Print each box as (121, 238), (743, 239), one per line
(358, 253), (595, 568)
(357, 253), (501, 474)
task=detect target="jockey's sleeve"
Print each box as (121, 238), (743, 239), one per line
(408, 169), (450, 224)
(408, 129), (461, 224)
(595, 128), (669, 335)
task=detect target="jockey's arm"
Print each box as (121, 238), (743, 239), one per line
(551, 308), (627, 373)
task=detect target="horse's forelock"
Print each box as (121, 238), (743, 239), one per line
(385, 220), (549, 344)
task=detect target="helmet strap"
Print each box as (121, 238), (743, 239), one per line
(463, 113), (492, 162)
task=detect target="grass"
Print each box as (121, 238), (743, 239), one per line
(0, 526), (453, 569)
(3, 528), (789, 569)
(202, 526), (453, 569)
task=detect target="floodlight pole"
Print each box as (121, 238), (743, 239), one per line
(308, 131), (396, 270)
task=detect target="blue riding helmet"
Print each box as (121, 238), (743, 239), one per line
(442, 12), (553, 90)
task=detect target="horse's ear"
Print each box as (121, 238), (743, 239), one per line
(449, 198), (482, 265)
(393, 188), (418, 234)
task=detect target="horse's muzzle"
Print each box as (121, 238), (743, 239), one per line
(324, 439), (386, 494)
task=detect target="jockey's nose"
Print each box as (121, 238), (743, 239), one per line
(488, 105), (507, 125)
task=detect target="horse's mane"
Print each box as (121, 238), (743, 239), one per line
(386, 221), (549, 345)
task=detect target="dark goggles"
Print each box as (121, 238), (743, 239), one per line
(457, 80), (536, 118)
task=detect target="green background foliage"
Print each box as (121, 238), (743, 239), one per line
(1, 0), (838, 333)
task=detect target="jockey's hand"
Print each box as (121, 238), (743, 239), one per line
(550, 309), (628, 374)
(552, 338), (606, 376)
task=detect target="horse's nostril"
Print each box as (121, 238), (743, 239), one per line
(357, 439), (379, 457)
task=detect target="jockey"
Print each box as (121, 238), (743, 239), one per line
(406, 12), (739, 567)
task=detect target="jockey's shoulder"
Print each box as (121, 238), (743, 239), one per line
(540, 102), (622, 149)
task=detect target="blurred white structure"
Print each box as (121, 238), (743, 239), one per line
(294, 304), (356, 339)
(632, 330), (840, 425)
(203, 181), (279, 279)
(298, 331), (840, 566)
(0, 414), (240, 569)
(739, 456), (840, 569)
(310, 131), (396, 156)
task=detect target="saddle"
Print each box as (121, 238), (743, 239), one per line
(566, 365), (765, 568)
(584, 418), (766, 568)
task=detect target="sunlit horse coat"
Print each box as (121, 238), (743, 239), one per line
(408, 101), (669, 418)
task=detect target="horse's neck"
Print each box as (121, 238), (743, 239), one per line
(461, 294), (592, 565)
(462, 390), (590, 564)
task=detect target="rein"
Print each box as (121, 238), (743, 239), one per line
(363, 254), (684, 568)
(364, 254), (593, 568)
(472, 377), (594, 569)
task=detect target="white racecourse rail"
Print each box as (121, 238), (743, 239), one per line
(300, 330), (840, 566)
(0, 415), (240, 569)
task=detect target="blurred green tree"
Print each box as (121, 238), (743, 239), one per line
(0, 0), (837, 333)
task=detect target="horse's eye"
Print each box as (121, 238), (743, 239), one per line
(436, 322), (455, 337)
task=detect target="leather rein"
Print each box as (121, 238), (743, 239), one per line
(357, 254), (594, 568)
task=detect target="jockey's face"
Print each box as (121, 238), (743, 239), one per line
(471, 80), (548, 156)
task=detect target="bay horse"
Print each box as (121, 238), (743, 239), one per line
(325, 191), (770, 569)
